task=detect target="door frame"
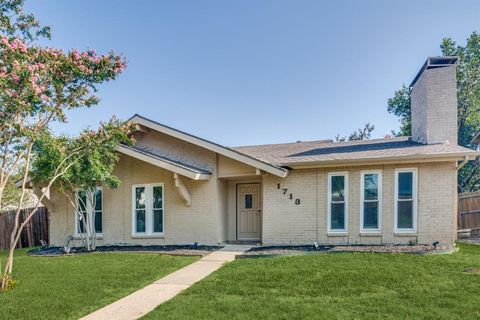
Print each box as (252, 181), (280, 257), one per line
(236, 182), (262, 241)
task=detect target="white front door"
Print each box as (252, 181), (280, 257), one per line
(237, 183), (262, 240)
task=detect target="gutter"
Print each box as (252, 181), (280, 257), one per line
(281, 151), (480, 169)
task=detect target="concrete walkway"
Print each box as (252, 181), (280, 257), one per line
(80, 245), (251, 320)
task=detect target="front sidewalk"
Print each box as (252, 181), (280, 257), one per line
(80, 245), (252, 320)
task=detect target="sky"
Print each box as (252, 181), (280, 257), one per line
(26, 0), (480, 146)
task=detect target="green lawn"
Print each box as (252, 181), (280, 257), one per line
(0, 249), (198, 320)
(144, 243), (480, 320)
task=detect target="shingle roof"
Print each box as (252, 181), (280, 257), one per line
(130, 114), (288, 177)
(232, 137), (479, 166)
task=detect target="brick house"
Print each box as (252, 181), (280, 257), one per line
(46, 57), (479, 247)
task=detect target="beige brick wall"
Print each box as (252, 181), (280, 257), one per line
(262, 162), (457, 245)
(48, 140), (458, 247)
(49, 153), (221, 247)
(134, 130), (216, 171)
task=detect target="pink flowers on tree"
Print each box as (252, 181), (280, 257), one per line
(0, 33), (127, 291)
(0, 35), (126, 122)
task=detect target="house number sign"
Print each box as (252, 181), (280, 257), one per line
(277, 183), (301, 205)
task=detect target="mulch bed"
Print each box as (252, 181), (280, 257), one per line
(242, 243), (452, 257)
(29, 245), (223, 257)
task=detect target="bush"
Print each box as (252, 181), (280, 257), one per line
(0, 275), (19, 292)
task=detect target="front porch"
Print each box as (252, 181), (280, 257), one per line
(217, 157), (265, 244)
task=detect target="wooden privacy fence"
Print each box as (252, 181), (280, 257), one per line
(0, 207), (49, 250)
(458, 192), (480, 237)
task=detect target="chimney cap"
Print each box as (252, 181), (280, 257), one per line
(409, 56), (458, 89)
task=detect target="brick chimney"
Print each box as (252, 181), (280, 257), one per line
(409, 56), (458, 145)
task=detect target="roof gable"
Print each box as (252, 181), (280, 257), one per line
(129, 114), (289, 178)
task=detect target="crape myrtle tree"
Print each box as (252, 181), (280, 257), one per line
(31, 119), (135, 252)
(0, 0), (127, 291)
(0, 0), (51, 42)
(387, 32), (480, 192)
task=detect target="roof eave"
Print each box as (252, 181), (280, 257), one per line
(117, 145), (211, 180)
(280, 151), (480, 169)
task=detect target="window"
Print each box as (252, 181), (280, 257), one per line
(328, 172), (348, 232)
(132, 183), (164, 236)
(245, 194), (253, 209)
(394, 169), (417, 232)
(75, 188), (102, 235)
(360, 171), (382, 232)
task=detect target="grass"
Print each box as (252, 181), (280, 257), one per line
(143, 243), (480, 320)
(0, 249), (198, 320)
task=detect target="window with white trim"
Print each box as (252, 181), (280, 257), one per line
(133, 183), (164, 236)
(75, 188), (102, 235)
(360, 171), (382, 232)
(395, 169), (417, 232)
(328, 173), (348, 232)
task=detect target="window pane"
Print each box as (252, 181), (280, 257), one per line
(363, 202), (378, 229)
(364, 174), (378, 200)
(397, 200), (413, 229)
(153, 209), (163, 233)
(135, 187), (145, 209)
(153, 186), (163, 208)
(95, 189), (102, 211)
(331, 203), (345, 230)
(136, 209), (146, 233)
(398, 172), (413, 200)
(331, 176), (345, 201)
(95, 211), (102, 233)
(78, 191), (87, 211)
(245, 194), (253, 209)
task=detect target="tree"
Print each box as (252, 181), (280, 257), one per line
(0, 2), (127, 290)
(0, 0), (51, 42)
(0, 178), (24, 212)
(387, 32), (480, 192)
(386, 85), (410, 137)
(335, 123), (375, 142)
(31, 118), (134, 251)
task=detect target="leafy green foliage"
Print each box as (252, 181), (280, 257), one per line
(31, 117), (135, 193)
(0, 0), (51, 42)
(0, 249), (198, 319)
(0, 0), (128, 286)
(0, 179), (22, 212)
(387, 32), (480, 192)
(30, 117), (134, 250)
(387, 85), (411, 136)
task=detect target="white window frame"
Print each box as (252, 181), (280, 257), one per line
(394, 168), (418, 233)
(327, 172), (349, 233)
(132, 183), (164, 237)
(74, 187), (103, 237)
(360, 170), (382, 233)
